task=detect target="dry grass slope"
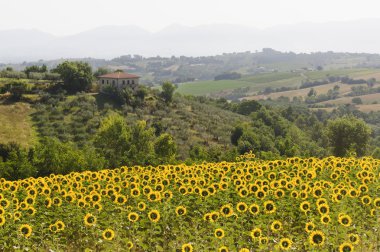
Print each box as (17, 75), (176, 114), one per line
(0, 102), (37, 147)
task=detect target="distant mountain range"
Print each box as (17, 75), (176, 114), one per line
(1, 19), (380, 63)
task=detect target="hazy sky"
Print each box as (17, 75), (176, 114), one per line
(1, 0), (380, 36)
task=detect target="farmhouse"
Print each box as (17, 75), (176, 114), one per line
(98, 72), (140, 91)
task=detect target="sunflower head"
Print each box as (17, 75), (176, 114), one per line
(338, 214), (352, 227)
(271, 220), (282, 232)
(250, 227), (262, 240)
(84, 213), (97, 227)
(214, 228), (225, 239)
(279, 238), (292, 250)
(181, 243), (193, 252)
(19, 224), (32, 238)
(102, 228), (115, 241)
(339, 242), (353, 252)
(148, 210), (161, 223)
(55, 220), (65, 231)
(264, 200), (276, 214)
(218, 246), (229, 252)
(128, 212), (139, 222)
(348, 233), (360, 245)
(309, 230), (325, 246)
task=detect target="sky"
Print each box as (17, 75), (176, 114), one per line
(1, 0), (380, 36)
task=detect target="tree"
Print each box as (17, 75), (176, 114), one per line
(235, 100), (262, 115)
(23, 64), (47, 78)
(52, 61), (93, 93)
(307, 88), (317, 97)
(326, 116), (371, 157)
(4, 80), (28, 101)
(161, 81), (177, 104)
(33, 138), (90, 177)
(94, 114), (131, 167)
(93, 67), (111, 78)
(352, 97), (363, 105)
(94, 114), (156, 167)
(154, 133), (177, 163)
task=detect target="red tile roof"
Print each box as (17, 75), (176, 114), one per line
(98, 72), (140, 79)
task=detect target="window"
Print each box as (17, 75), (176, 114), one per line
(127, 80), (130, 85)
(112, 80), (115, 85)
(123, 80), (125, 85)
(132, 80), (135, 85)
(106, 80), (109, 84)
(102, 79), (104, 84)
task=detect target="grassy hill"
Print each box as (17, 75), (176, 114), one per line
(0, 102), (37, 147)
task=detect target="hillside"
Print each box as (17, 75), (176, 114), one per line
(0, 102), (36, 147)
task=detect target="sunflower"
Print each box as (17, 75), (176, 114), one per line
(93, 202), (103, 211)
(210, 211), (220, 222)
(290, 190), (299, 198)
(374, 198), (380, 208)
(200, 189), (209, 198)
(255, 189), (266, 200)
(320, 214), (331, 225)
(175, 206), (187, 216)
(44, 198), (53, 208)
(19, 224), (32, 238)
(249, 203), (260, 215)
(102, 228), (115, 241)
(84, 213), (97, 226)
(49, 224), (58, 233)
(259, 236), (269, 245)
(218, 246), (229, 252)
(13, 211), (22, 221)
(131, 188), (141, 197)
(338, 214), (352, 227)
(279, 238), (292, 250)
(317, 204), (330, 215)
(55, 221), (65, 231)
(127, 241), (134, 249)
(339, 242), (353, 252)
(236, 202), (248, 213)
(270, 220), (282, 232)
(264, 200), (276, 214)
(361, 195), (372, 205)
(220, 204), (234, 217)
(181, 243), (193, 252)
(148, 210), (161, 223)
(128, 212), (139, 222)
(300, 201), (311, 213)
(239, 248), (250, 252)
(304, 221), (315, 233)
(215, 228), (225, 239)
(250, 227), (262, 240)
(309, 230), (325, 246)
(0, 215), (5, 226)
(90, 193), (101, 203)
(275, 189), (285, 198)
(348, 234), (360, 245)
(115, 194), (127, 205)
(52, 197), (62, 206)
(138, 202), (147, 211)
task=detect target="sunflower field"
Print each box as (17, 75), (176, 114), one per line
(0, 154), (379, 251)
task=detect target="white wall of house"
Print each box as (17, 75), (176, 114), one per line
(98, 78), (139, 91)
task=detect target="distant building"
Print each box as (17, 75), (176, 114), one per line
(98, 72), (140, 91)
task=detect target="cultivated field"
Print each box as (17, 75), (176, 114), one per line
(176, 68), (380, 97)
(0, 155), (378, 251)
